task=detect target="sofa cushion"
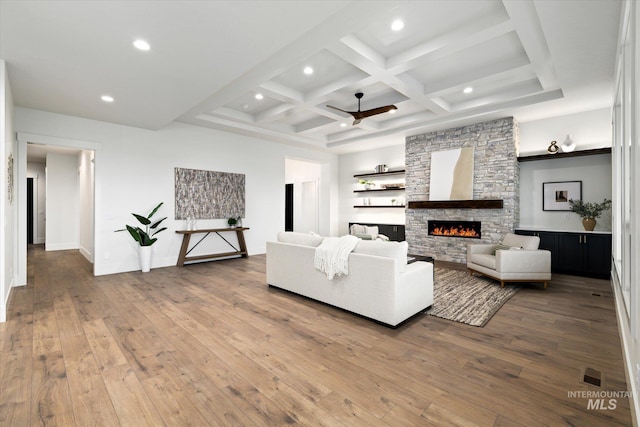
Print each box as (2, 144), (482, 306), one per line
(502, 233), (539, 250)
(353, 240), (408, 273)
(277, 231), (325, 247)
(470, 253), (496, 269)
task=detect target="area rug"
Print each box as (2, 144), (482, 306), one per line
(425, 268), (520, 327)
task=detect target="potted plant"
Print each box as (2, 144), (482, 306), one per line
(568, 198), (612, 231)
(228, 216), (242, 228)
(359, 179), (374, 190)
(116, 202), (167, 272)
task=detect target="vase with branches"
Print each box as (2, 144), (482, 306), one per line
(568, 198), (611, 231)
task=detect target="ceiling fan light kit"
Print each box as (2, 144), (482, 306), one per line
(327, 92), (397, 126)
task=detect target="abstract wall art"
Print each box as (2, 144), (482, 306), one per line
(429, 147), (474, 200)
(175, 167), (245, 219)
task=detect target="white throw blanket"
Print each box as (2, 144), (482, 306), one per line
(314, 235), (359, 280)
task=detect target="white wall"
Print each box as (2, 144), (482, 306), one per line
(1, 60), (17, 322)
(45, 152), (80, 250)
(78, 150), (94, 261)
(338, 143), (405, 236)
(14, 107), (339, 276)
(519, 108), (612, 156)
(26, 162), (46, 244)
(519, 154), (612, 231)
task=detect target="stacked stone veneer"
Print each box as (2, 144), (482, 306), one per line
(405, 117), (519, 263)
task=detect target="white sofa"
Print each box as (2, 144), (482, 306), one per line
(467, 232), (552, 288)
(266, 232), (434, 328)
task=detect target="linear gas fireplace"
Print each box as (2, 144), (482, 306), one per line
(428, 220), (481, 239)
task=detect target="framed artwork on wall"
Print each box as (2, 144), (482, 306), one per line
(542, 180), (582, 211)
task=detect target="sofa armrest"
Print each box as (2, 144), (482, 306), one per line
(467, 243), (496, 257)
(495, 250), (551, 273)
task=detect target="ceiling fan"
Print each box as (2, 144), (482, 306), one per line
(327, 92), (397, 125)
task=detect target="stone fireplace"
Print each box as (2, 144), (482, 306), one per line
(405, 117), (519, 263)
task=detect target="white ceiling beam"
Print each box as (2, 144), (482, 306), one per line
(255, 104), (296, 124)
(501, 0), (558, 89)
(259, 81), (304, 103)
(424, 57), (532, 95)
(387, 16), (514, 73)
(210, 107), (255, 123)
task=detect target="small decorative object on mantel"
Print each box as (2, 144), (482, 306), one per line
(547, 140), (559, 154)
(568, 198), (612, 231)
(115, 202), (167, 272)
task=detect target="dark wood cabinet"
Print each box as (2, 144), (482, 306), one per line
(516, 230), (559, 270)
(516, 229), (611, 279)
(556, 233), (612, 278)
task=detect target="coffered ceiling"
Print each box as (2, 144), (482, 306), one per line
(0, 1), (621, 153)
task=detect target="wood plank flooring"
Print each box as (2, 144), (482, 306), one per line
(0, 245), (633, 426)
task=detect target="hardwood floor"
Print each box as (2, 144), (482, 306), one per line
(0, 245), (633, 426)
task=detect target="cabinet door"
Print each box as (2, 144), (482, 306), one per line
(582, 234), (612, 278)
(557, 233), (583, 274)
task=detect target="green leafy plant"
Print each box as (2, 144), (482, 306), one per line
(568, 198), (612, 219)
(116, 202), (167, 246)
(228, 217), (241, 227)
(358, 179), (373, 185)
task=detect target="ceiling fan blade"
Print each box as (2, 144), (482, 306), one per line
(360, 105), (397, 118)
(326, 105), (352, 114)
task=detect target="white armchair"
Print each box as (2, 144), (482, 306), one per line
(467, 233), (551, 289)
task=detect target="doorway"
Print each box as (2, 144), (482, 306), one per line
(27, 178), (33, 244)
(284, 158), (322, 234)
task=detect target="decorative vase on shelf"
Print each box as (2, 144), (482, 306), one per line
(582, 217), (596, 231)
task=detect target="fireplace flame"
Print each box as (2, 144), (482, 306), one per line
(431, 226), (480, 237)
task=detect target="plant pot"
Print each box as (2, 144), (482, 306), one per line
(139, 246), (152, 272)
(582, 217), (596, 231)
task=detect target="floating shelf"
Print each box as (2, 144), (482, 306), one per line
(517, 147), (611, 162)
(353, 169), (405, 178)
(354, 188), (405, 193)
(354, 205), (406, 208)
(407, 200), (503, 209)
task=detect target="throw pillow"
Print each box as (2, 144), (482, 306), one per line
(492, 243), (512, 255)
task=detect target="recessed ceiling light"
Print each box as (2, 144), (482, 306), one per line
(101, 95), (114, 103)
(340, 123), (347, 128)
(255, 93), (264, 100)
(391, 19), (404, 31)
(133, 39), (150, 51)
(303, 66), (314, 75)
(463, 87), (473, 94)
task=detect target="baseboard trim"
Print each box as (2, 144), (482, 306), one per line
(46, 243), (79, 251)
(611, 274), (639, 427)
(79, 246), (93, 263)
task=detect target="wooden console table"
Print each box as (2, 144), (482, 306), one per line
(175, 227), (249, 266)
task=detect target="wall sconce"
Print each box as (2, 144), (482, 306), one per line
(561, 134), (576, 153)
